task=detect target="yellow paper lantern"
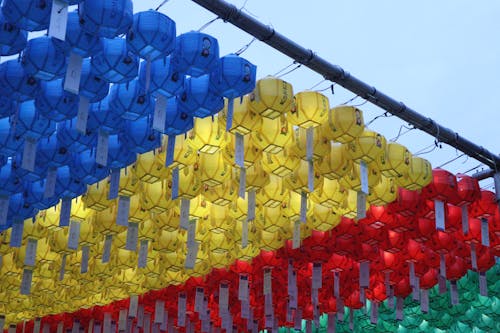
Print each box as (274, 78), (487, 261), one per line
(152, 210), (179, 232)
(244, 161), (270, 192)
(92, 206), (125, 235)
(198, 151), (231, 187)
(322, 105), (365, 143)
(254, 206), (288, 233)
(82, 182), (112, 212)
(133, 151), (169, 184)
(339, 162), (381, 192)
(249, 76), (294, 119)
(219, 95), (262, 134)
(177, 165), (203, 199)
(260, 149), (300, 178)
(311, 203), (342, 232)
(289, 126), (330, 160)
(188, 115), (228, 154)
(207, 205), (233, 233)
(289, 91), (329, 128)
(282, 190), (313, 221)
(343, 189), (370, 219)
(344, 130), (387, 164)
(201, 179), (238, 207)
(141, 180), (175, 214)
(208, 231), (234, 253)
(310, 178), (346, 208)
(157, 134), (197, 170)
(154, 230), (186, 253)
(368, 175), (397, 206)
(377, 142), (412, 178)
(283, 159), (323, 193)
(398, 156), (433, 190)
(317, 143), (353, 180)
(251, 116), (294, 154)
(223, 132), (262, 168)
(257, 229), (285, 251)
(256, 175), (288, 208)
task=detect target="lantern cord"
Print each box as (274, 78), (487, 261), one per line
(235, 37), (257, 55)
(274, 62), (302, 78)
(463, 164), (483, 174)
(365, 112), (392, 127)
(309, 79), (327, 90)
(352, 99), (369, 107)
(341, 95), (360, 105)
(316, 83), (336, 94)
(437, 153), (466, 169)
(390, 125), (415, 142)
(198, 16), (221, 31)
(414, 141), (441, 156)
(155, 0), (171, 11)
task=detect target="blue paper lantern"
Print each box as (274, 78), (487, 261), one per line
(77, 59), (110, 103)
(0, 12), (28, 56)
(78, 0), (133, 39)
(0, 60), (40, 101)
(56, 119), (97, 153)
(0, 117), (23, 157)
(37, 134), (72, 168)
(0, 95), (16, 118)
(120, 117), (161, 154)
(211, 54), (257, 99)
(15, 100), (55, 140)
(87, 97), (125, 135)
(179, 74), (224, 118)
(91, 37), (139, 83)
(162, 96), (194, 135)
(7, 193), (37, 224)
(23, 179), (59, 210)
(139, 57), (184, 98)
(0, 155), (4, 168)
(107, 134), (136, 169)
(54, 11), (103, 58)
(126, 10), (176, 61)
(0, 160), (23, 196)
(172, 31), (220, 77)
(1, 0), (52, 31)
(21, 36), (67, 81)
(109, 80), (154, 120)
(35, 79), (79, 122)
(70, 149), (109, 185)
(12, 149), (48, 181)
(53, 165), (86, 199)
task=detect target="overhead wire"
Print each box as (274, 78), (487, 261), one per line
(155, 0), (171, 11)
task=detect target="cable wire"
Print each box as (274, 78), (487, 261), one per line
(365, 112), (392, 127)
(198, 16), (220, 31)
(390, 125), (415, 142)
(235, 37), (257, 55)
(155, 0), (171, 11)
(437, 153), (466, 169)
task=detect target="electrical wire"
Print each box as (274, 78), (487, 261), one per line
(235, 37), (257, 55)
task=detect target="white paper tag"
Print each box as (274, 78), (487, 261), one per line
(241, 219), (248, 248)
(180, 198), (190, 230)
(289, 272), (298, 309)
(0, 196), (8, 226)
(263, 269), (272, 295)
(103, 313), (112, 333)
(137, 305), (144, 328)
(461, 205), (469, 234)
(22, 137), (37, 172)
(108, 168), (120, 200)
(235, 133), (245, 168)
(93, 321), (100, 333)
(195, 287), (204, 313)
(102, 235), (113, 263)
(178, 293), (186, 327)
(219, 283), (229, 313)
(116, 196), (131, 227)
(420, 289), (429, 313)
(294, 309), (302, 331)
(184, 241), (198, 269)
(438, 274), (447, 294)
(308, 160), (314, 192)
(359, 287), (366, 305)
(96, 131), (109, 167)
(312, 263), (322, 290)
(118, 309), (127, 332)
(76, 96), (89, 134)
(311, 287), (318, 306)
(356, 191), (367, 220)
(292, 220), (301, 249)
(388, 286), (394, 308)
(48, 0), (68, 41)
(81, 245), (90, 273)
(435, 199), (445, 231)
(160, 311), (168, 331)
(59, 254), (67, 281)
(305, 320), (312, 333)
(409, 261), (416, 287)
(396, 297), (403, 321)
(0, 316), (4, 332)
(439, 253), (447, 278)
(334, 271), (340, 298)
(359, 161), (369, 195)
(240, 300), (249, 319)
(327, 313), (336, 333)
(187, 220), (196, 248)
(129, 295), (139, 318)
(238, 275), (249, 301)
(68, 220), (81, 250)
(247, 190), (256, 221)
(306, 127), (314, 161)
(300, 192), (307, 223)
(450, 281), (459, 305)
(370, 301), (378, 324)
(481, 217), (490, 246)
(154, 300), (164, 324)
(25, 238), (37, 267)
(72, 320), (80, 333)
(10, 221), (24, 248)
(471, 243), (478, 270)
(126, 222), (139, 251)
(59, 198), (71, 227)
(479, 272), (488, 296)
(44, 167), (58, 199)
(64, 53), (83, 95)
(42, 323), (50, 333)
(165, 135), (176, 167)
(33, 320), (41, 333)
(152, 96), (167, 132)
(20, 269), (33, 295)
(412, 278), (420, 302)
(138, 240), (148, 268)
(264, 293), (273, 316)
(171, 167), (179, 199)
(359, 261), (370, 288)
(238, 168), (246, 199)
(336, 298), (344, 321)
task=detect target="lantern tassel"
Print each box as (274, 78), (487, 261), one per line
(138, 239), (149, 268)
(153, 95), (167, 132)
(102, 234), (113, 263)
(0, 196), (9, 226)
(76, 96), (89, 134)
(116, 196), (131, 227)
(166, 135), (176, 166)
(81, 245), (90, 273)
(226, 98), (234, 132)
(20, 268), (33, 295)
(22, 137), (37, 172)
(171, 167), (179, 200)
(108, 168), (120, 200)
(10, 220), (23, 247)
(125, 222), (139, 251)
(44, 167), (58, 199)
(96, 130), (109, 167)
(64, 52), (83, 95)
(48, 0), (69, 41)
(59, 198), (72, 227)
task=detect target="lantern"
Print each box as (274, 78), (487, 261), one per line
(0, 59), (40, 101)
(179, 74), (224, 118)
(322, 105), (365, 143)
(0, 117), (24, 157)
(109, 80), (154, 120)
(251, 116), (294, 154)
(249, 76), (294, 119)
(140, 56), (184, 98)
(70, 149), (110, 185)
(21, 36), (67, 81)
(317, 143), (353, 180)
(377, 142), (411, 178)
(1, 0), (52, 31)
(78, 0), (133, 38)
(0, 12), (27, 56)
(91, 37), (139, 84)
(172, 31), (219, 77)
(56, 119), (97, 153)
(188, 115), (228, 154)
(35, 79), (79, 121)
(398, 156), (432, 190)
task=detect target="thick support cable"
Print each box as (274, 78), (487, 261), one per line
(190, 0), (500, 171)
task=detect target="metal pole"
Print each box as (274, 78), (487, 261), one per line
(190, 0), (500, 171)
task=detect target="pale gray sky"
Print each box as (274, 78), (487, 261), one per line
(143, 0), (500, 187)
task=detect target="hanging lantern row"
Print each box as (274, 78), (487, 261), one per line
(0, 0), (258, 230)
(0, 168), (498, 326)
(6, 216), (497, 333)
